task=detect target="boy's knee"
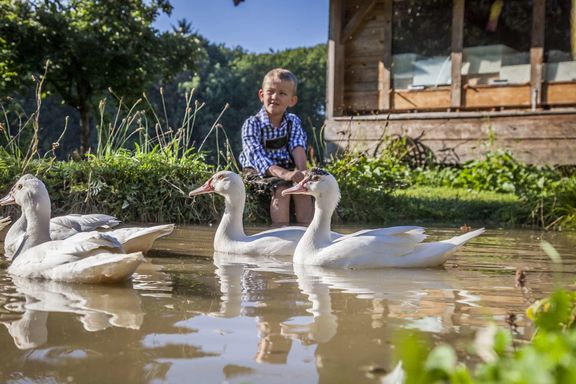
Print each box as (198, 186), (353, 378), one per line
(273, 186), (289, 199)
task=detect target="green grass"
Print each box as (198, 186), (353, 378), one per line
(388, 186), (527, 226)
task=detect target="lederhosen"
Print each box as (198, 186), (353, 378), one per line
(243, 120), (294, 194)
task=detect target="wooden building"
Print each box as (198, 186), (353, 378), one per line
(325, 0), (576, 164)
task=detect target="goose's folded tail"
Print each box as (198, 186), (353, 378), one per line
(111, 224), (175, 254)
(43, 252), (145, 284)
(442, 228), (485, 246)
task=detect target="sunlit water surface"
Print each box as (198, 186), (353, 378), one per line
(1, 225), (575, 383)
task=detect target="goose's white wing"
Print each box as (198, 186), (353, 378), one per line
(8, 232), (124, 278)
(333, 226), (425, 243)
(50, 214), (120, 240)
(314, 233), (426, 269)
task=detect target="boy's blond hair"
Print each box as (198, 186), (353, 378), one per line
(262, 68), (298, 94)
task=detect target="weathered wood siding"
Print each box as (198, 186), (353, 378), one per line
(342, 0), (385, 112)
(325, 112), (576, 165)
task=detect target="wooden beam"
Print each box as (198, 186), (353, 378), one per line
(464, 85), (531, 108)
(378, 0), (393, 110)
(327, 0), (345, 118)
(341, 0), (378, 42)
(530, 0), (546, 108)
(451, 0), (464, 109)
(544, 82), (576, 105)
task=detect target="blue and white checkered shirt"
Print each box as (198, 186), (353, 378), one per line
(239, 107), (307, 176)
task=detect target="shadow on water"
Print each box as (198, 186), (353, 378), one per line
(1, 225), (575, 383)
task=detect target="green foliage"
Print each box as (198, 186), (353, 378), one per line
(551, 177), (576, 230)
(396, 243), (576, 384)
(0, 152), (217, 224)
(325, 151), (410, 222)
(323, 136), (427, 222)
(391, 148), (574, 229)
(396, 287), (576, 384)
(412, 150), (561, 196)
(0, 0), (205, 151)
(527, 290), (576, 332)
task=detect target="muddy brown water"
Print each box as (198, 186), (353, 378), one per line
(1, 225), (575, 383)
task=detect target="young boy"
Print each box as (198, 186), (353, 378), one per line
(239, 68), (313, 225)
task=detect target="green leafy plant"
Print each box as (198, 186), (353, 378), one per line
(395, 242), (576, 384)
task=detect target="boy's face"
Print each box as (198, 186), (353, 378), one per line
(259, 78), (298, 119)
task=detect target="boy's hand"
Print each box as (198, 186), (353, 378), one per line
(267, 165), (306, 183)
(286, 170), (305, 183)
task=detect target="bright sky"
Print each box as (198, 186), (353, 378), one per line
(154, 0), (330, 53)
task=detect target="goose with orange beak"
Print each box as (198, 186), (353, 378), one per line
(1, 176), (145, 283)
(282, 168), (485, 268)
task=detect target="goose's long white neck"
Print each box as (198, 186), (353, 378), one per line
(215, 189), (247, 243)
(294, 193), (338, 263)
(22, 199), (51, 250)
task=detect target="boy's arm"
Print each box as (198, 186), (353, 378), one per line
(267, 164), (305, 183)
(291, 146), (308, 171)
(242, 118), (273, 175)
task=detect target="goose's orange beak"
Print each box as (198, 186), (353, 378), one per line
(282, 177), (309, 196)
(189, 178), (215, 197)
(0, 191), (15, 206)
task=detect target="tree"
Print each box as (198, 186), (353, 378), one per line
(0, 0), (204, 153)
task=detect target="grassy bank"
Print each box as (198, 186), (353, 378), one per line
(0, 151), (565, 229)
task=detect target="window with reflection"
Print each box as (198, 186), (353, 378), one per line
(545, 0), (576, 82)
(391, 0), (452, 90)
(463, 0), (533, 86)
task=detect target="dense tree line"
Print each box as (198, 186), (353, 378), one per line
(0, 0), (327, 160)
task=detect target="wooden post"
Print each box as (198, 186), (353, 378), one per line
(327, 0), (345, 118)
(378, 0), (393, 111)
(530, 0), (546, 109)
(451, 0), (464, 109)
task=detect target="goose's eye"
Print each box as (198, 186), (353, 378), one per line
(17, 184), (23, 190)
(216, 174), (224, 180)
(310, 175), (320, 182)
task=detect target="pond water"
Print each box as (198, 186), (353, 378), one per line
(1, 225), (575, 383)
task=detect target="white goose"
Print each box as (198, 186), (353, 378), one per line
(282, 168), (485, 268)
(189, 170), (334, 256)
(1, 175), (174, 259)
(0, 176), (145, 283)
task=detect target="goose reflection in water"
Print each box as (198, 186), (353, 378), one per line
(211, 251), (297, 363)
(1, 277), (145, 350)
(281, 265), (473, 344)
(211, 251), (293, 318)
